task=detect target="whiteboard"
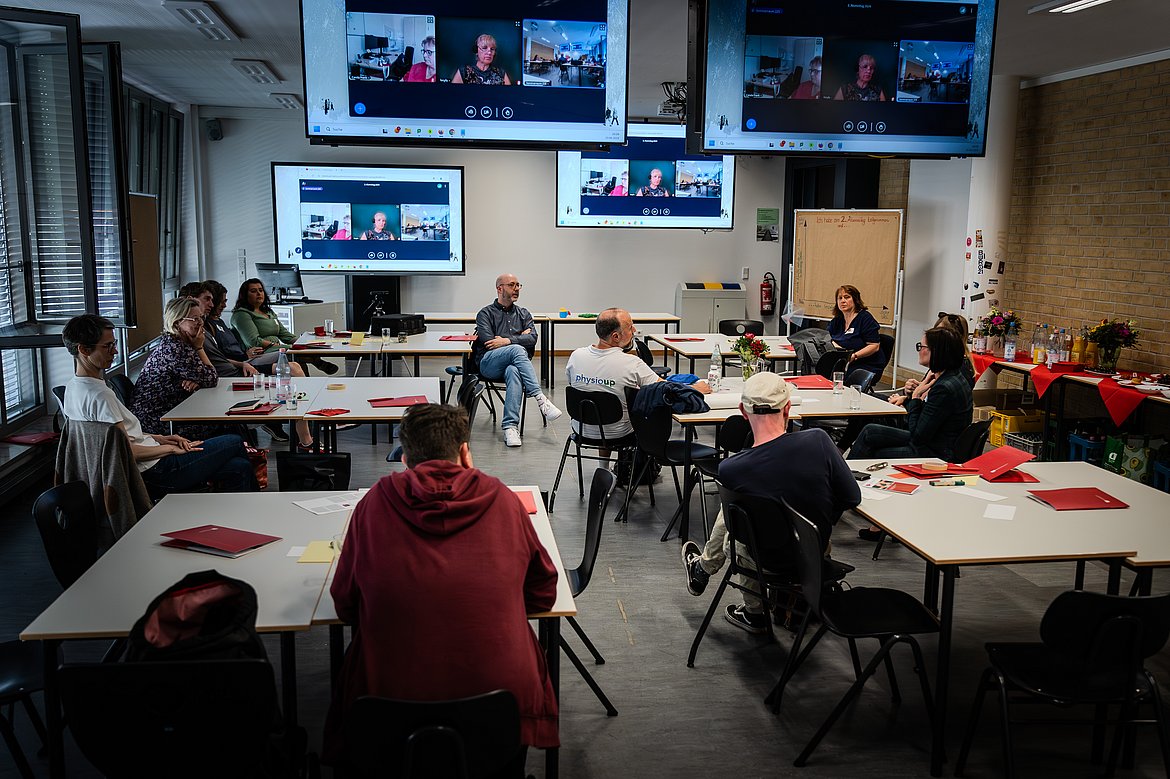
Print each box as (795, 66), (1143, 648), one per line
(792, 209), (903, 327)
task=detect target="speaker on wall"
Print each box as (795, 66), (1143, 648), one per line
(205, 118), (223, 142)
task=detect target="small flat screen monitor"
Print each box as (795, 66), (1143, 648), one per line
(556, 123), (735, 229)
(698, 0), (999, 157)
(300, 0), (630, 149)
(271, 162), (465, 275)
(254, 262), (305, 301)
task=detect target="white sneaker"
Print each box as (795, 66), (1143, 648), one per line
(503, 427), (522, 447)
(535, 394), (563, 422)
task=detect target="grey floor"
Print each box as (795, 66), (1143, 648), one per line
(2, 355), (1168, 778)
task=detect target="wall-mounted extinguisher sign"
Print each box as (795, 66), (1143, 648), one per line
(760, 272), (776, 317)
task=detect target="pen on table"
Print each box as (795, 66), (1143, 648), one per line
(929, 479), (966, 487)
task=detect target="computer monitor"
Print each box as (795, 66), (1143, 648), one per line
(254, 262), (304, 303)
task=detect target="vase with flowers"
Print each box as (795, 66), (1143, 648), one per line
(978, 307), (1023, 358)
(1086, 318), (1139, 374)
(729, 332), (769, 380)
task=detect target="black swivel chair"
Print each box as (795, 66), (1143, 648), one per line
(274, 451), (352, 491)
(549, 388), (638, 518)
(635, 337), (671, 378)
(345, 690), (523, 779)
(560, 469), (619, 716)
(106, 374), (135, 408)
(718, 319), (764, 337)
(773, 500), (940, 767)
(956, 590), (1170, 779)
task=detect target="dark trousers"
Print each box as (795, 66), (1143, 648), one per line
(849, 424), (916, 459)
(142, 434), (257, 493)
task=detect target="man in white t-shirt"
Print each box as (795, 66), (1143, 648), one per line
(565, 308), (710, 440)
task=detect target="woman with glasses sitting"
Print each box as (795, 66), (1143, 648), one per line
(403, 35), (437, 82)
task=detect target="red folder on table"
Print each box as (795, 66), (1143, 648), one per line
(225, 402), (280, 416)
(160, 525), (281, 558)
(439, 334), (477, 342)
(893, 463), (980, 478)
(306, 408), (349, 417)
(231, 381), (254, 391)
(291, 342), (329, 350)
(514, 490), (538, 514)
(664, 337), (704, 342)
(963, 446), (1038, 482)
(785, 375), (834, 390)
(1026, 487), (1129, 511)
(368, 395), (428, 408)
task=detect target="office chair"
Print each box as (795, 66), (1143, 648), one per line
(274, 451), (352, 491)
(549, 387), (637, 516)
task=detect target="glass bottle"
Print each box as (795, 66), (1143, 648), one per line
(1003, 325), (1018, 362)
(274, 348), (292, 404)
(707, 344), (722, 392)
(1070, 324), (1086, 363)
(1059, 328), (1071, 362)
(973, 322), (987, 354)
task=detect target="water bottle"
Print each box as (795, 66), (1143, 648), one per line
(274, 348), (292, 404)
(1059, 328), (1071, 362)
(1003, 328), (1018, 362)
(1046, 328), (1059, 368)
(707, 344), (722, 392)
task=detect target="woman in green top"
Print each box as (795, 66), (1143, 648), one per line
(230, 279), (338, 375)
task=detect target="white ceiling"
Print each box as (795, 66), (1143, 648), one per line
(11, 0), (1170, 112)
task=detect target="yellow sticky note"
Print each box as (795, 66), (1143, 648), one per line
(298, 540), (336, 563)
(349, 332), (365, 346)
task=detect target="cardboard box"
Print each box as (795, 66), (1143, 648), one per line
(973, 405), (996, 423)
(972, 388), (1036, 410)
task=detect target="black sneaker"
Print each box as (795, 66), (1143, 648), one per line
(263, 422), (289, 442)
(681, 541), (710, 596)
(724, 604), (769, 635)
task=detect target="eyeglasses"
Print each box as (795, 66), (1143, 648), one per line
(916, 342), (929, 351)
(88, 342), (117, 352)
(421, 48), (435, 55)
(865, 462), (888, 472)
(500, 282), (523, 289)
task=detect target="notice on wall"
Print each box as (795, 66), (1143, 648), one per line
(756, 208), (779, 242)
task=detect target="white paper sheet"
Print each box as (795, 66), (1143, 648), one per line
(293, 490), (366, 515)
(287, 546), (306, 557)
(983, 504), (1016, 521)
(952, 486), (1006, 502)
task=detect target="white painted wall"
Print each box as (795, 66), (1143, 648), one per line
(184, 108), (787, 351)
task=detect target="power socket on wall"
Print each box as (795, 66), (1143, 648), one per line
(741, 266), (750, 280)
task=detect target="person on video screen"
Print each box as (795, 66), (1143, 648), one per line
(834, 54), (887, 101)
(635, 168), (671, 197)
(332, 215), (351, 240)
(610, 171), (628, 197)
(452, 34), (512, 85)
(360, 212), (396, 241)
(790, 55), (823, 100)
(404, 35), (437, 83)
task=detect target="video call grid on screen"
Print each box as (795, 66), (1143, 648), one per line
(702, 0), (997, 157)
(556, 124), (735, 229)
(301, 0), (629, 147)
(272, 163), (465, 275)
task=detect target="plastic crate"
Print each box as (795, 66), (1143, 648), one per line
(1154, 461), (1170, 494)
(1067, 433), (1104, 465)
(988, 409), (1044, 447)
(1003, 432), (1043, 457)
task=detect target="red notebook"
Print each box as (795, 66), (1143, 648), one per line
(1026, 487), (1129, 510)
(160, 525), (282, 558)
(664, 337), (704, 342)
(784, 375), (834, 390)
(963, 446), (1038, 482)
(439, 334), (477, 342)
(893, 463), (980, 478)
(291, 342), (329, 350)
(368, 395), (429, 408)
(513, 490), (538, 514)
(225, 402), (280, 416)
(306, 408), (349, 417)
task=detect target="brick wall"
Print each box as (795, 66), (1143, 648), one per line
(1005, 58), (1170, 374)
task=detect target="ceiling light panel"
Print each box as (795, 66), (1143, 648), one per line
(161, 1), (239, 41)
(269, 93), (303, 109)
(232, 59), (280, 84)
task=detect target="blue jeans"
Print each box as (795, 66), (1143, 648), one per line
(850, 424), (915, 459)
(142, 434), (258, 493)
(477, 344), (540, 430)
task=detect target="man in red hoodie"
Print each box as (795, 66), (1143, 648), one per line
(325, 403), (559, 772)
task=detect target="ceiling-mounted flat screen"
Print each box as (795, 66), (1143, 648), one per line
(556, 123), (735, 228)
(300, 0), (629, 148)
(271, 162), (465, 275)
(698, 0), (999, 157)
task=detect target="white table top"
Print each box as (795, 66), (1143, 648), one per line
(312, 486), (576, 624)
(534, 312), (680, 324)
(647, 332), (794, 359)
(849, 458), (1170, 567)
(292, 333), (385, 355)
(304, 377), (440, 421)
(162, 377), (431, 423)
(674, 387), (905, 425)
(379, 330), (475, 356)
(21, 491), (351, 640)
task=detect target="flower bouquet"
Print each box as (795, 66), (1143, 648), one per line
(1087, 318), (1139, 373)
(976, 307), (1023, 357)
(729, 333), (769, 379)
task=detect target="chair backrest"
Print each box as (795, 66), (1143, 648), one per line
(33, 481), (98, 589)
(345, 690), (521, 779)
(565, 386), (626, 443)
(456, 377), (486, 428)
(718, 319), (764, 337)
(814, 350), (850, 379)
(844, 367), (877, 394)
(628, 401), (674, 462)
(782, 499), (828, 618)
(876, 333), (896, 373)
(567, 469), (617, 596)
(715, 415), (752, 454)
(274, 451), (352, 491)
(55, 419), (153, 541)
(59, 659), (278, 779)
(1041, 590), (1170, 666)
(718, 485), (799, 579)
(51, 385), (66, 409)
(634, 337), (656, 368)
(107, 374), (136, 409)
(952, 419), (993, 462)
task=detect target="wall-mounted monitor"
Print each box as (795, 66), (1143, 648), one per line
(271, 162), (465, 275)
(300, 0), (629, 149)
(555, 123), (735, 229)
(696, 0), (998, 158)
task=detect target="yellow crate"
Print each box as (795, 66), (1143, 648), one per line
(988, 409), (1044, 447)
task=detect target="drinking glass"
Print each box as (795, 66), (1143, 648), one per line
(397, 331), (408, 343)
(847, 385), (863, 410)
(286, 383), (299, 411)
(832, 371), (845, 395)
(381, 327), (392, 342)
(252, 372), (265, 399)
(323, 319), (335, 336)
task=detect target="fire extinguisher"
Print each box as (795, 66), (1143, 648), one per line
(760, 272), (776, 317)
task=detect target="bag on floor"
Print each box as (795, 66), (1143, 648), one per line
(1102, 434), (1164, 484)
(245, 444), (269, 490)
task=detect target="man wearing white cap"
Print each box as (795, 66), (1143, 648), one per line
(682, 371), (860, 633)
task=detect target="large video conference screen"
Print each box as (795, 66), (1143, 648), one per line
(556, 124), (735, 228)
(300, 0), (629, 148)
(271, 163), (465, 275)
(700, 0), (998, 157)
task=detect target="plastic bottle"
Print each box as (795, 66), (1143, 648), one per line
(1059, 328), (1071, 362)
(707, 344), (722, 392)
(1032, 324), (1048, 365)
(1046, 328), (1060, 368)
(1003, 326), (1018, 362)
(972, 322), (987, 354)
(274, 348), (292, 404)
(1028, 324), (1042, 363)
(1070, 324), (1086, 363)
